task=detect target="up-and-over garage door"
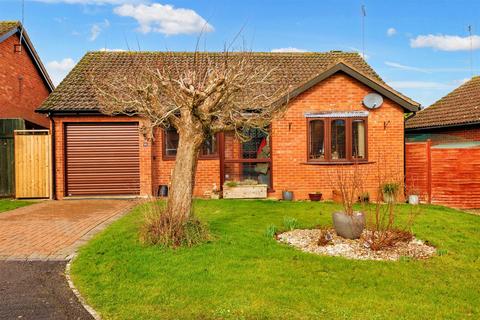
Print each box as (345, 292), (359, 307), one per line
(65, 123), (140, 196)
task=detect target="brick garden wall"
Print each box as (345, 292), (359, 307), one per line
(0, 34), (50, 128)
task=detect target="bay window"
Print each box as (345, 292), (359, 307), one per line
(308, 117), (367, 162)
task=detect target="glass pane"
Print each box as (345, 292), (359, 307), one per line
(165, 128), (179, 156)
(241, 128), (270, 159)
(331, 119), (346, 160)
(201, 135), (217, 156)
(309, 120), (325, 160)
(224, 162), (271, 187)
(165, 129), (217, 157)
(352, 119), (366, 159)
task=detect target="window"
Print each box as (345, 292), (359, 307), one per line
(352, 119), (366, 159)
(163, 128), (218, 159)
(308, 117), (367, 162)
(309, 120), (325, 160)
(331, 119), (346, 160)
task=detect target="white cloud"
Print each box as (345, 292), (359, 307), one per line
(89, 24), (101, 41)
(99, 48), (126, 51)
(89, 19), (110, 41)
(388, 79), (470, 90)
(34, 0), (146, 4)
(114, 3), (214, 35)
(387, 81), (451, 90)
(387, 28), (397, 36)
(385, 61), (429, 73)
(410, 34), (480, 51)
(271, 47), (308, 53)
(46, 58), (76, 86)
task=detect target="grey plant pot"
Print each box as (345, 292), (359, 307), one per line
(332, 211), (365, 240)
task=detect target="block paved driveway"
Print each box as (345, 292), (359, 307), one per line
(0, 199), (134, 261)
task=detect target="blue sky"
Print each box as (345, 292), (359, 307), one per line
(1, 0), (480, 107)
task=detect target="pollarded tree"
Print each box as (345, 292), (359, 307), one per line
(91, 51), (291, 245)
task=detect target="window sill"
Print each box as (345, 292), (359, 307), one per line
(302, 161), (375, 165)
(162, 156), (219, 161)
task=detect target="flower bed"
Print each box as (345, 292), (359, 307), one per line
(277, 228), (436, 261)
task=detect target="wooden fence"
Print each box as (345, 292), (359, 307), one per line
(14, 130), (52, 199)
(406, 141), (480, 209)
(0, 119), (26, 197)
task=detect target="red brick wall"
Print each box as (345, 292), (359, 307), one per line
(270, 72), (405, 200)
(52, 72), (406, 201)
(0, 33), (50, 127)
(153, 128), (221, 197)
(434, 125), (480, 142)
(52, 115), (153, 200)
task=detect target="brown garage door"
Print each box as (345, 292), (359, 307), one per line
(65, 123), (140, 196)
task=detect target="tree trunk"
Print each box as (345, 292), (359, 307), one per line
(166, 128), (203, 222)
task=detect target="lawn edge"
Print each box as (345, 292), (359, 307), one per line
(66, 255), (102, 320)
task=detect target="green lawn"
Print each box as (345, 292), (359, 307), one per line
(71, 200), (480, 319)
(0, 199), (34, 213)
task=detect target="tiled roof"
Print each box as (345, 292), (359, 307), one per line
(0, 21), (19, 38)
(37, 51), (417, 113)
(406, 76), (480, 129)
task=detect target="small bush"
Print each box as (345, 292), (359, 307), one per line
(139, 199), (209, 248)
(265, 224), (277, 238)
(437, 249), (448, 256)
(283, 216), (299, 231)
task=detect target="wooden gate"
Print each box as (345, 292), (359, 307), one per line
(14, 130), (52, 198)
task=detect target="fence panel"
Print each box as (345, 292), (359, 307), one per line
(405, 142), (430, 202)
(430, 147), (480, 208)
(14, 130), (51, 198)
(406, 141), (480, 209)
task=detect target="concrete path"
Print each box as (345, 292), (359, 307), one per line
(0, 200), (134, 261)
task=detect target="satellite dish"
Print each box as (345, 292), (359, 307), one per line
(363, 93), (383, 109)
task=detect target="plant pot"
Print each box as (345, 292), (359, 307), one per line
(382, 192), (396, 203)
(282, 191), (294, 201)
(332, 190), (342, 203)
(408, 194), (419, 205)
(309, 193), (322, 201)
(332, 211), (365, 240)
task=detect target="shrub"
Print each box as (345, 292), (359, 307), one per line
(139, 198), (209, 248)
(382, 182), (400, 195)
(283, 217), (299, 231)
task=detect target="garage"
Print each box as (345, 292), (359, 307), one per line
(64, 123), (140, 196)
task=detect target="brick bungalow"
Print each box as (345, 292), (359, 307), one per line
(37, 51), (419, 200)
(0, 21), (53, 128)
(406, 76), (480, 143)
(1, 21), (54, 197)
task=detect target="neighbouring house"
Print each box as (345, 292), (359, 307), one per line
(0, 21), (54, 197)
(37, 51), (419, 200)
(405, 77), (480, 208)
